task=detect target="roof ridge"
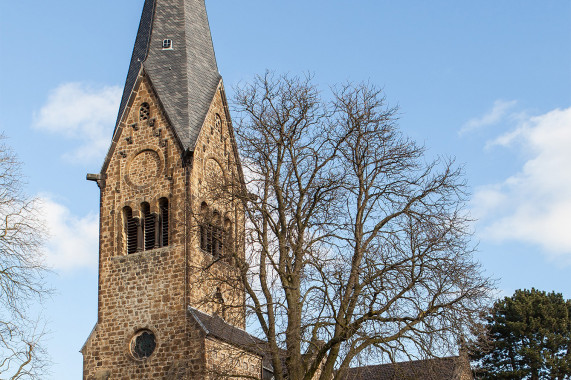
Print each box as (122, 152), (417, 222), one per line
(187, 306), (267, 345)
(188, 307), (210, 335)
(187, 306), (258, 337)
(114, 0), (156, 132)
(348, 355), (460, 371)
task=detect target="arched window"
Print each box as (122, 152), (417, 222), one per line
(159, 198), (169, 247)
(142, 203), (156, 251)
(199, 204), (225, 259)
(123, 200), (171, 256)
(139, 102), (150, 121)
(123, 207), (138, 255)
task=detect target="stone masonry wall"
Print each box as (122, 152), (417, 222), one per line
(82, 74), (202, 379)
(188, 83), (246, 329)
(82, 72), (248, 379)
(205, 338), (262, 380)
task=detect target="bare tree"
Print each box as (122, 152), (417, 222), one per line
(200, 73), (491, 380)
(0, 135), (49, 379)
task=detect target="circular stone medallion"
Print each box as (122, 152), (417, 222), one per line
(127, 150), (161, 187)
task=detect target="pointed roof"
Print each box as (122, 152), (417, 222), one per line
(116, 0), (221, 151)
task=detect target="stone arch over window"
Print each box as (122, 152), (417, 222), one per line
(139, 102), (150, 121)
(204, 157), (227, 192)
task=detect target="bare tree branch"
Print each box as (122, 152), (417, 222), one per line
(0, 134), (50, 379)
(199, 73), (492, 380)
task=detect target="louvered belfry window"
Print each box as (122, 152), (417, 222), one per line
(159, 198), (169, 247)
(124, 207), (138, 255)
(203, 226), (223, 258)
(213, 225), (223, 258)
(142, 203), (155, 251)
(123, 200), (170, 255)
(199, 203), (226, 259)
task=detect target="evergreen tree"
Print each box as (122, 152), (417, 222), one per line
(472, 289), (571, 379)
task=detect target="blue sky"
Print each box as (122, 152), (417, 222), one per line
(1, 1), (570, 379)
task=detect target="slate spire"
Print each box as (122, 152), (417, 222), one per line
(116, 0), (221, 151)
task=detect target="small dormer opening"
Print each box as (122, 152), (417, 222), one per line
(162, 39), (173, 49)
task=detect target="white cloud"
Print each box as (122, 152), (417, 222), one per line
(34, 83), (122, 163)
(40, 196), (99, 272)
(460, 99), (517, 135)
(473, 106), (571, 259)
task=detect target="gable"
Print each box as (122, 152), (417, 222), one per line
(101, 69), (185, 177)
(114, 0), (221, 152)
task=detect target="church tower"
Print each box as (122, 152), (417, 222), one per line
(81, 1), (265, 378)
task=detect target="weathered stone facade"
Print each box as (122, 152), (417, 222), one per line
(205, 338), (263, 379)
(81, 67), (252, 378)
(80, 0), (257, 376)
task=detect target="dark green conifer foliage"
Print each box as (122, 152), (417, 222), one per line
(472, 289), (571, 379)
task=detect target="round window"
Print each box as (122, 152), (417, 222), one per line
(130, 330), (156, 360)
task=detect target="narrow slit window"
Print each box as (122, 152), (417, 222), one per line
(215, 114), (222, 141)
